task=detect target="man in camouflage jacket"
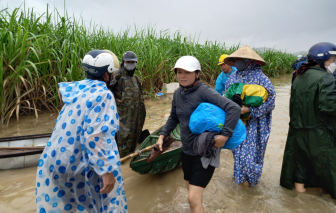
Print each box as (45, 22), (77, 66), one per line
(109, 51), (146, 157)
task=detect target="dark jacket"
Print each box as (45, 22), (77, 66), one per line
(193, 132), (219, 158)
(280, 66), (336, 199)
(160, 82), (241, 156)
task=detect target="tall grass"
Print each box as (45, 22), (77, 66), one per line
(0, 5), (295, 124)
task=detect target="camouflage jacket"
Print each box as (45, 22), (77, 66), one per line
(109, 68), (144, 103)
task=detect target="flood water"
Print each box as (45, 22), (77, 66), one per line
(0, 74), (335, 213)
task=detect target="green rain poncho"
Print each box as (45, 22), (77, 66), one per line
(280, 66), (336, 199)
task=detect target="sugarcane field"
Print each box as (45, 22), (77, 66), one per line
(1, 1), (336, 213)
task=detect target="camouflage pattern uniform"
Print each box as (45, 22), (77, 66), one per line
(109, 67), (146, 157)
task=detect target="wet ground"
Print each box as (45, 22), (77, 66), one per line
(0, 74), (335, 212)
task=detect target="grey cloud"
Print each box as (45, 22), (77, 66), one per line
(2, 0), (335, 53)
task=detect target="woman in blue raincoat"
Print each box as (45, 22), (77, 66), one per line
(215, 54), (237, 95)
(36, 50), (128, 213)
(224, 45), (276, 187)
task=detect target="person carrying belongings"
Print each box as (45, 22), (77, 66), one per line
(189, 102), (247, 169)
(280, 42), (336, 198)
(215, 54), (238, 95)
(225, 82), (268, 124)
(224, 45), (276, 187)
(109, 51), (146, 158)
(35, 50), (128, 213)
(155, 56), (241, 213)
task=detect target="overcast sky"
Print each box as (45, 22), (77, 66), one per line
(1, 0), (335, 53)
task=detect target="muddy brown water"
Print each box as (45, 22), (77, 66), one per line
(0, 75), (335, 213)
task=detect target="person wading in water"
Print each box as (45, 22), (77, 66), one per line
(36, 50), (128, 213)
(156, 56), (241, 213)
(280, 42), (336, 198)
(224, 45), (276, 187)
(109, 51), (146, 158)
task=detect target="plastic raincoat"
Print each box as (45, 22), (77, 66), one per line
(225, 61), (276, 187)
(280, 67), (336, 199)
(215, 66), (237, 95)
(36, 79), (127, 213)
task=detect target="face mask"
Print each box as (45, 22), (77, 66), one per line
(327, 62), (336, 74)
(235, 60), (249, 71)
(124, 63), (137, 72)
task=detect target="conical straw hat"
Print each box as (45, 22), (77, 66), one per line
(224, 45), (267, 66)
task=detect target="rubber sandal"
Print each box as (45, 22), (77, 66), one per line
(146, 135), (175, 163)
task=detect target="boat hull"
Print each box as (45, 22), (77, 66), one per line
(0, 134), (50, 170)
(130, 124), (183, 175)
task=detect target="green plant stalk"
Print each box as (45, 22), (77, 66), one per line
(0, 52), (3, 124)
(0, 5), (296, 124)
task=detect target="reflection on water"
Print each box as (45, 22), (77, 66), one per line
(1, 75), (335, 213)
(0, 113), (58, 137)
(0, 97), (173, 138)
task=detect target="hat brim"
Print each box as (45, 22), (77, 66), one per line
(224, 45), (267, 66)
(171, 66), (198, 72)
(224, 57), (267, 66)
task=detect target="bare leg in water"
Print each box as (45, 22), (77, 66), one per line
(241, 181), (251, 187)
(186, 181), (205, 213)
(294, 182), (306, 192)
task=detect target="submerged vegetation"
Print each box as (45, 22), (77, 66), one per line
(0, 5), (295, 124)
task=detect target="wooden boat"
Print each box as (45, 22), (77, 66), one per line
(130, 124), (183, 174)
(0, 146), (45, 158)
(0, 133), (50, 169)
(0, 125), (183, 172)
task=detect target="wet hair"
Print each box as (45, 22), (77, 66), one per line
(296, 61), (318, 76)
(195, 70), (200, 80)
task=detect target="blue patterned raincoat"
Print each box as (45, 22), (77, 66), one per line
(36, 79), (127, 213)
(225, 61), (276, 187)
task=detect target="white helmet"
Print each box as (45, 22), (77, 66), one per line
(82, 50), (120, 77)
(172, 56), (201, 72)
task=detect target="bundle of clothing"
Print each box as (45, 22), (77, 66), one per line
(225, 82), (268, 124)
